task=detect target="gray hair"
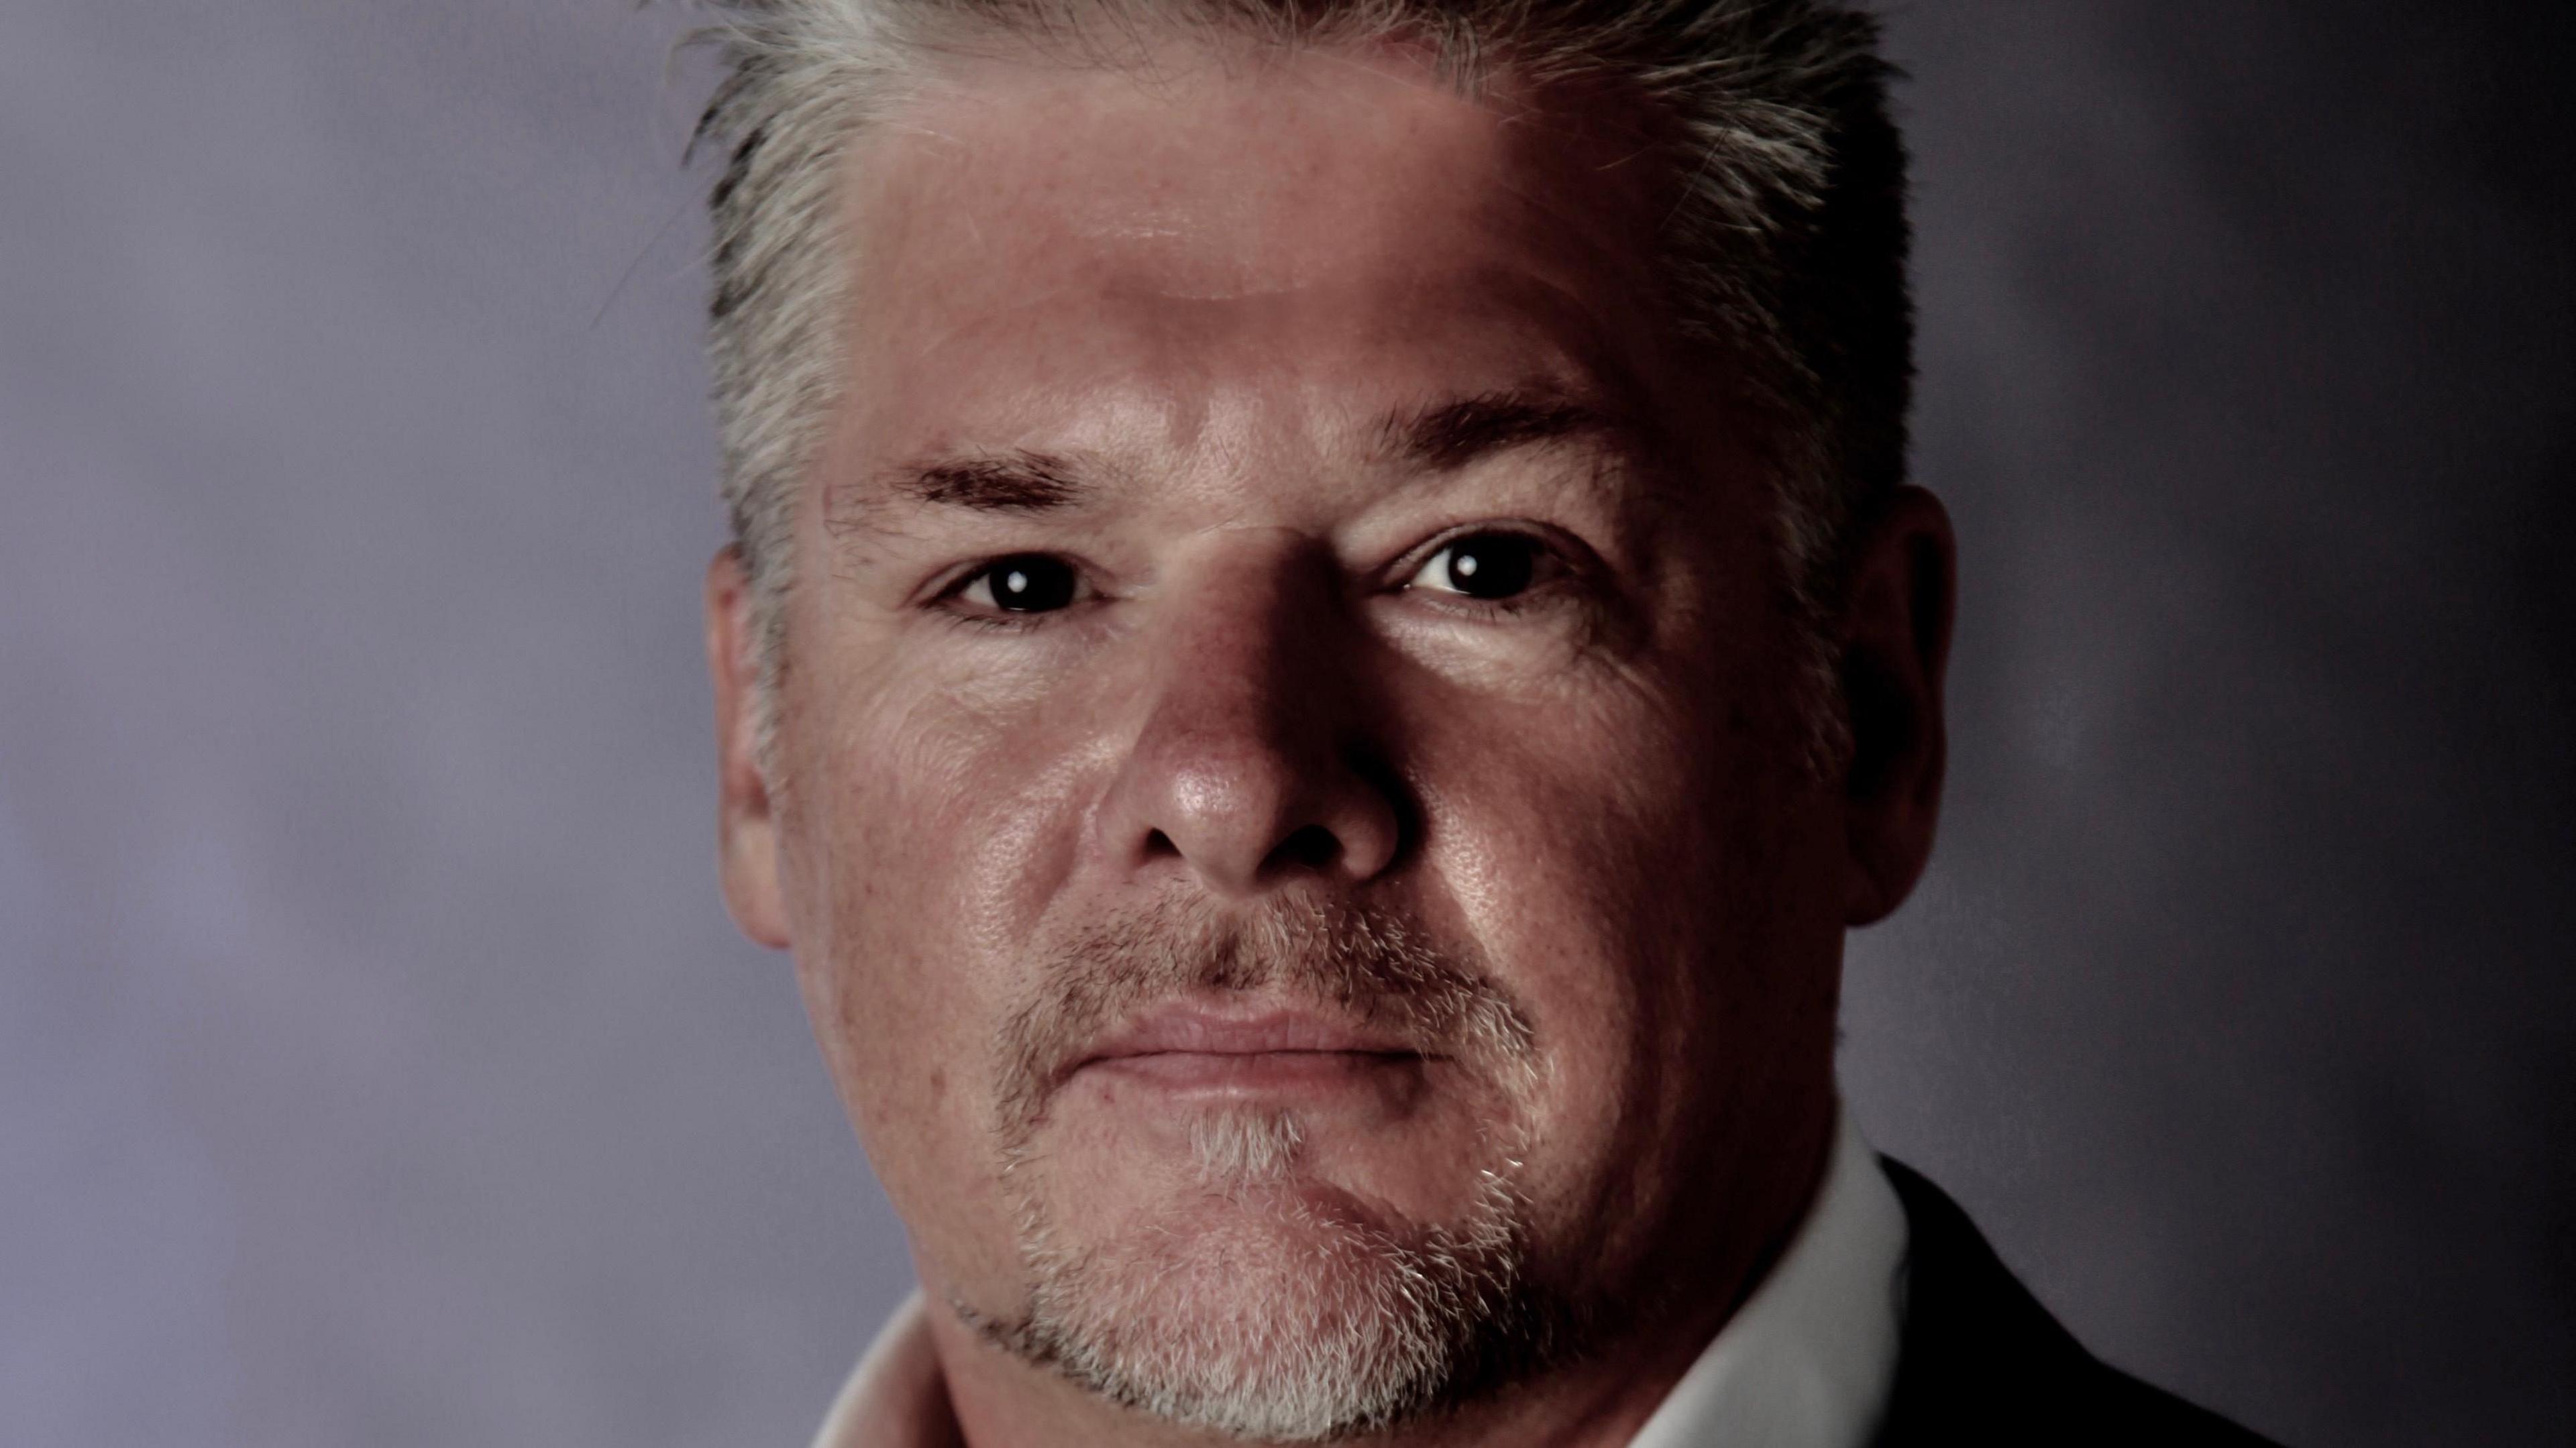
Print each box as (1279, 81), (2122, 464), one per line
(692, 0), (1911, 763)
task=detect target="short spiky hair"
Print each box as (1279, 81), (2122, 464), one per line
(694, 0), (1909, 725)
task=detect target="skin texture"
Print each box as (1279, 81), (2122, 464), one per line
(706, 38), (1952, 1448)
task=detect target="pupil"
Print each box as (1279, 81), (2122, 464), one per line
(1446, 536), (1536, 599)
(989, 554), (1076, 612)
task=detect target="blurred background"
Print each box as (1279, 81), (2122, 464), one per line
(3, 2), (2569, 1443)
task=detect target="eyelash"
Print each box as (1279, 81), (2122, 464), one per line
(1400, 526), (1577, 614)
(929, 559), (1095, 632)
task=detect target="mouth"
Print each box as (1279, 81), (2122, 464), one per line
(1068, 999), (1432, 1099)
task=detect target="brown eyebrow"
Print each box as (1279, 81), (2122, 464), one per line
(886, 450), (1086, 512)
(1382, 388), (1629, 471)
(849, 390), (1619, 530)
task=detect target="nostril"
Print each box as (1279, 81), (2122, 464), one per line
(1143, 828), (1181, 860)
(1268, 824), (1343, 875)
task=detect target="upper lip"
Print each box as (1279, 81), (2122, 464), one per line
(1075, 999), (1424, 1070)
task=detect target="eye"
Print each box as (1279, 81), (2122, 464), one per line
(957, 553), (1083, 614)
(1406, 533), (1544, 601)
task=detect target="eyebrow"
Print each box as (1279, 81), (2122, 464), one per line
(1381, 387), (1632, 471)
(848, 386), (1627, 528)
(884, 450), (1087, 513)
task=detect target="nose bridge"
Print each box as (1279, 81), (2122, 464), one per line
(1157, 542), (1319, 753)
(1097, 535), (1399, 895)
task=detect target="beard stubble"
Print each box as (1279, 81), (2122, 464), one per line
(961, 893), (1585, 1441)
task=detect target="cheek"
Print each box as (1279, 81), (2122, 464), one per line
(1402, 656), (1824, 1233)
(772, 636), (1097, 1215)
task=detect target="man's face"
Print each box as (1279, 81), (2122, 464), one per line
(713, 42), (1868, 1437)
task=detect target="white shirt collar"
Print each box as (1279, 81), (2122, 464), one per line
(810, 1108), (1908, 1447)
(1625, 1107), (1909, 1448)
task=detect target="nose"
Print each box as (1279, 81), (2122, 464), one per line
(1093, 539), (1404, 897)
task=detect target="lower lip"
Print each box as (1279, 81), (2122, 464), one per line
(1081, 1050), (1424, 1097)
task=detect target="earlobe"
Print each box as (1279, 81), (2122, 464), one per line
(1837, 487), (1954, 925)
(706, 547), (793, 950)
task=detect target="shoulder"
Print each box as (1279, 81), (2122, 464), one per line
(1871, 1158), (2280, 1448)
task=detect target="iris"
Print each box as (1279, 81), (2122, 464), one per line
(985, 554), (1079, 612)
(1434, 535), (1538, 600)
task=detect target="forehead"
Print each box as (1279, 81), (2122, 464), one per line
(830, 43), (1685, 481)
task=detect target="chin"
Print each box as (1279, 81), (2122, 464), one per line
(973, 1109), (1561, 1441)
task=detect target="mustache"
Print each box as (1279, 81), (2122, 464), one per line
(993, 895), (1538, 1137)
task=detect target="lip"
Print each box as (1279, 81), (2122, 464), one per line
(1074, 999), (1424, 1070)
(1053, 999), (1440, 1113)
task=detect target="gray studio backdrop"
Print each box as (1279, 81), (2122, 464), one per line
(4, 2), (2569, 1445)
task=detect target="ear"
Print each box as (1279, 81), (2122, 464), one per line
(1836, 486), (1955, 925)
(706, 547), (792, 949)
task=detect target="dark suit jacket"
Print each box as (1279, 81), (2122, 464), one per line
(1872, 1159), (2279, 1446)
